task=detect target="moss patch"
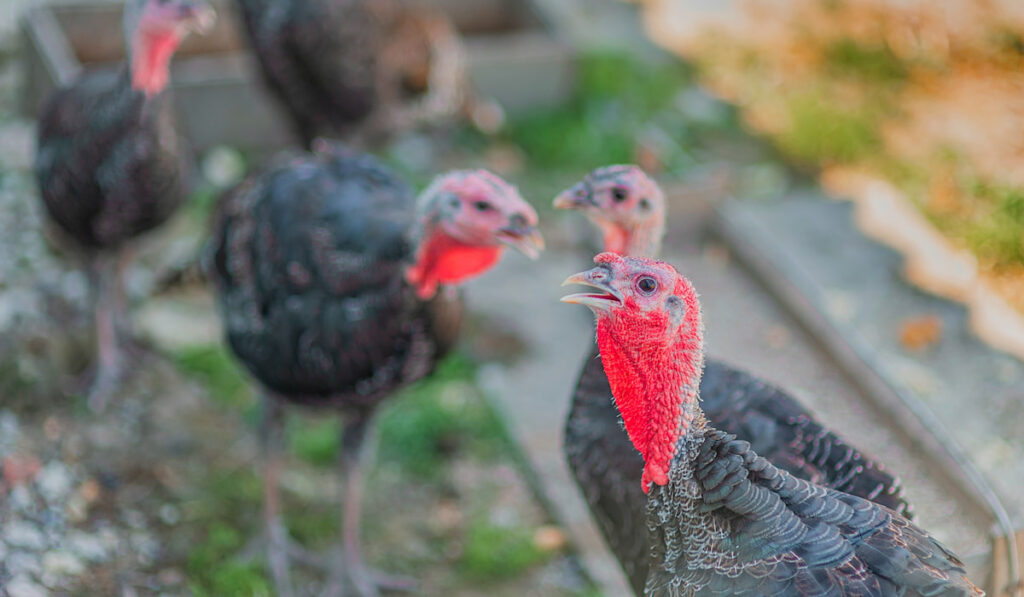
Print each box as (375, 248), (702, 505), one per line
(458, 518), (548, 582)
(172, 344), (254, 412)
(777, 90), (882, 164)
(376, 355), (508, 479)
(503, 52), (699, 171)
(187, 523), (270, 597)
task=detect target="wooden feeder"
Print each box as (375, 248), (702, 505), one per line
(20, 0), (576, 155)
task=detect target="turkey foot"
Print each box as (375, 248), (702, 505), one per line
(325, 559), (417, 597)
(78, 359), (123, 413)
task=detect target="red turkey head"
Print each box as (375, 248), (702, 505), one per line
(125, 0), (217, 96)
(562, 252), (704, 493)
(406, 170), (544, 299)
(554, 165), (664, 257)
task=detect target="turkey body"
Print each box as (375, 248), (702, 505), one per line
(209, 149), (463, 411)
(565, 346), (912, 595)
(234, 0), (456, 147)
(35, 68), (186, 251)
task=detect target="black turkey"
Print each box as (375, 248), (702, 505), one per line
(209, 144), (542, 596)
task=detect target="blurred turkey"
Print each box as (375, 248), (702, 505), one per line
(208, 143), (542, 596)
(562, 254), (981, 596)
(34, 0), (216, 408)
(555, 165), (912, 594)
(234, 0), (468, 148)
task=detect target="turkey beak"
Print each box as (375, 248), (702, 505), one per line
(553, 182), (594, 211)
(181, 1), (216, 33)
(560, 266), (622, 310)
(498, 219), (545, 260)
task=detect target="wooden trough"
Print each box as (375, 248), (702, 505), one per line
(20, 0), (576, 155)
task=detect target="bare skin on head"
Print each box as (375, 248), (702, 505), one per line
(125, 0), (216, 96)
(406, 169), (544, 299)
(554, 164), (664, 258)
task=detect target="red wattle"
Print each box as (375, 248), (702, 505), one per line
(405, 231), (503, 299)
(132, 30), (182, 96)
(595, 289), (703, 493)
(598, 223), (629, 255)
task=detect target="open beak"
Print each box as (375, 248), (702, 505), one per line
(553, 182), (594, 211)
(497, 225), (545, 260)
(181, 1), (217, 33)
(560, 267), (622, 310)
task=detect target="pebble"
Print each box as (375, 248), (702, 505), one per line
(533, 525), (568, 552)
(66, 530), (109, 562)
(131, 531), (160, 566)
(6, 575), (48, 597)
(6, 551), (43, 578)
(9, 484), (35, 514)
(0, 409), (19, 451)
(2, 454), (41, 486)
(64, 493), (89, 523)
(4, 520), (48, 550)
(36, 460), (74, 503)
(158, 504), (181, 526)
(42, 550), (86, 577)
(124, 509), (147, 529)
(201, 145), (246, 188)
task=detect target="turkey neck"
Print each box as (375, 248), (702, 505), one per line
(598, 216), (663, 258)
(595, 308), (703, 493)
(130, 28), (185, 97)
(404, 223), (503, 300)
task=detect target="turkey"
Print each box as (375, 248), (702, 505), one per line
(234, 0), (466, 148)
(555, 165), (911, 593)
(562, 253), (982, 596)
(34, 0), (216, 408)
(208, 144), (543, 597)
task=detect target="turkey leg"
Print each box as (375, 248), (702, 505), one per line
(331, 413), (416, 597)
(85, 252), (124, 411)
(261, 394), (295, 597)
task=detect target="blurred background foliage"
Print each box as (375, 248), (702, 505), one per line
(643, 0), (1024, 309)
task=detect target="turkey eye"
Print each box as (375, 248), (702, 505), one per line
(474, 201), (492, 212)
(611, 188), (628, 202)
(638, 198), (650, 211)
(637, 277), (657, 295)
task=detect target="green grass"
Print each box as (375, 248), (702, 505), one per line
(288, 417), (340, 467)
(281, 353), (509, 477)
(184, 185), (220, 226)
(502, 51), (699, 172)
(171, 344), (254, 412)
(184, 470), (269, 596)
(187, 522), (270, 597)
(284, 505), (340, 550)
(376, 354), (508, 478)
(776, 90), (883, 165)
(824, 38), (907, 83)
(954, 181), (1024, 268)
(458, 518), (548, 582)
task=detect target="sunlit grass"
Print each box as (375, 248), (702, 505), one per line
(503, 51), (701, 172)
(459, 518), (549, 582)
(777, 90), (883, 165)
